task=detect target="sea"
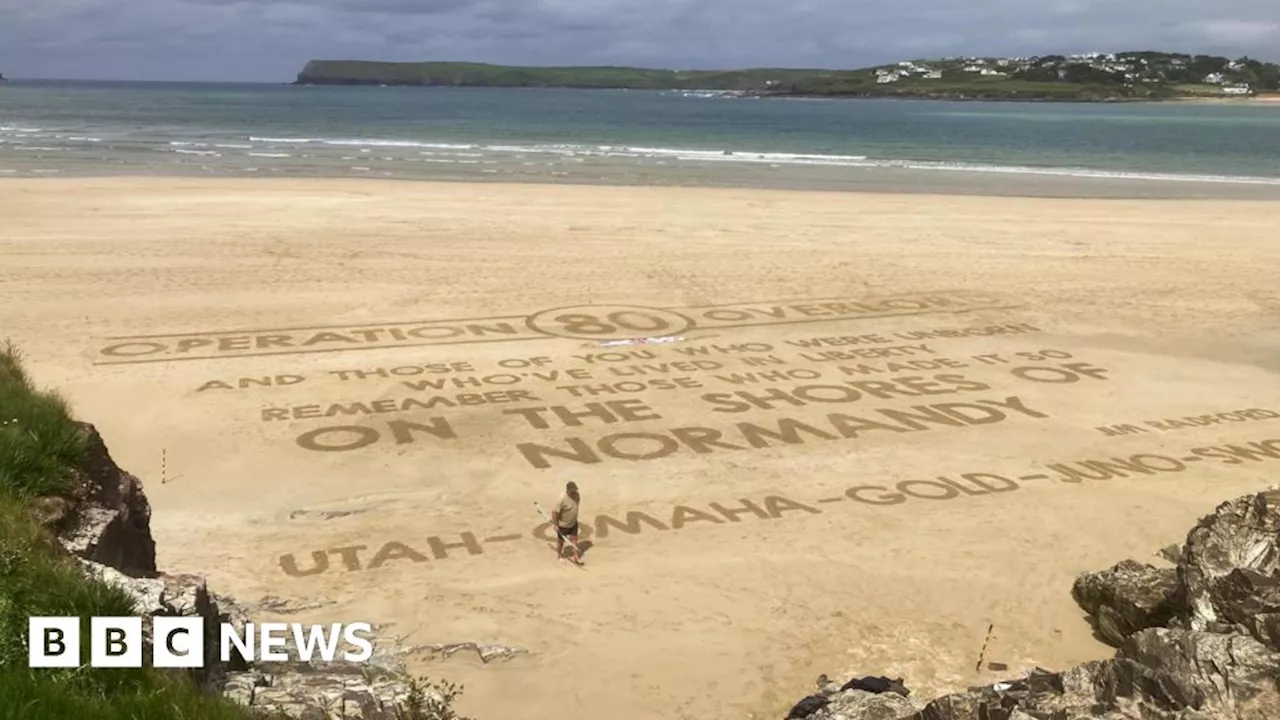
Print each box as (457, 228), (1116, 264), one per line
(3, 80), (1280, 198)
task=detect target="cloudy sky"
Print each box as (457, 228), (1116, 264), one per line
(1, 0), (1277, 82)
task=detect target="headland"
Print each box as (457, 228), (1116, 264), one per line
(294, 52), (1280, 101)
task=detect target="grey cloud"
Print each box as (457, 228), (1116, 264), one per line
(0, 0), (1277, 81)
(318, 0), (476, 15)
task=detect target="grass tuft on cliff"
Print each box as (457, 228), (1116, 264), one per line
(0, 341), (472, 719)
(0, 340), (89, 498)
(0, 494), (266, 720)
(0, 341), (267, 719)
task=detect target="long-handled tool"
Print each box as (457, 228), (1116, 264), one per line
(534, 502), (585, 565)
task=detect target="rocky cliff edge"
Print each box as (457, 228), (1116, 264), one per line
(27, 423), (422, 719)
(785, 488), (1280, 720)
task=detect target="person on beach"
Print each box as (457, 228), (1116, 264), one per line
(552, 481), (584, 565)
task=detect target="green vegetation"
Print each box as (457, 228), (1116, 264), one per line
(0, 341), (89, 498)
(0, 340), (260, 719)
(0, 341), (470, 719)
(295, 51), (1280, 101)
(296, 60), (829, 90)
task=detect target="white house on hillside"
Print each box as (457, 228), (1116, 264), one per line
(1222, 85), (1251, 95)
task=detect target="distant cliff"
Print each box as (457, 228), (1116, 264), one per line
(295, 53), (1280, 101)
(294, 60), (812, 90)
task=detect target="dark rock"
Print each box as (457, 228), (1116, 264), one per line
(840, 675), (910, 696)
(910, 684), (1013, 720)
(1071, 559), (1180, 646)
(788, 492), (1280, 720)
(1114, 627), (1280, 717)
(78, 562), (235, 689)
(787, 694), (829, 719)
(1213, 568), (1280, 650)
(816, 690), (916, 719)
(48, 423), (156, 577)
(907, 628), (1280, 720)
(789, 679), (920, 719)
(1179, 490), (1280, 645)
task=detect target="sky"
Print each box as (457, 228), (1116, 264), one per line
(1, 0), (1277, 82)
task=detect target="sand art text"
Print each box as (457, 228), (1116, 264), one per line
(91, 290), (1016, 364)
(277, 432), (1280, 577)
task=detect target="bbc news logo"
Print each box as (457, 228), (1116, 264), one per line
(28, 617), (375, 668)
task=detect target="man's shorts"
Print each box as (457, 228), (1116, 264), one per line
(557, 523), (578, 539)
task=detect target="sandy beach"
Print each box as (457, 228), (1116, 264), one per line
(1173, 93), (1280, 104)
(3, 177), (1280, 720)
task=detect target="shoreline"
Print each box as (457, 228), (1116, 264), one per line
(4, 166), (1280, 200)
(11, 77), (1280, 103)
(745, 92), (1280, 104)
(288, 80), (1280, 104)
(7, 81), (1280, 200)
(1170, 93), (1280, 104)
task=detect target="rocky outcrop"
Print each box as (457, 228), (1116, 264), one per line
(30, 423), (156, 577)
(1178, 489), (1280, 646)
(1207, 568), (1280, 650)
(222, 670), (412, 718)
(30, 423), (423, 719)
(909, 628), (1280, 720)
(77, 562), (245, 688)
(791, 488), (1280, 720)
(1071, 559), (1179, 645)
(787, 675), (917, 719)
(788, 688), (918, 720)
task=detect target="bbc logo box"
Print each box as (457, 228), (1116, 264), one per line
(29, 616), (207, 668)
(29, 616), (375, 668)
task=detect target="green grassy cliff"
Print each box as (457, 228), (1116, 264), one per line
(294, 52), (1280, 101)
(0, 341), (260, 719)
(295, 60), (827, 90)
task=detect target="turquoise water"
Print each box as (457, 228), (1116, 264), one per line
(3, 80), (1280, 186)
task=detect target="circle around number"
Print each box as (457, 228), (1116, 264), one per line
(526, 305), (695, 340)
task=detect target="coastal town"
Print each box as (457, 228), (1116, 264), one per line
(870, 51), (1269, 96)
